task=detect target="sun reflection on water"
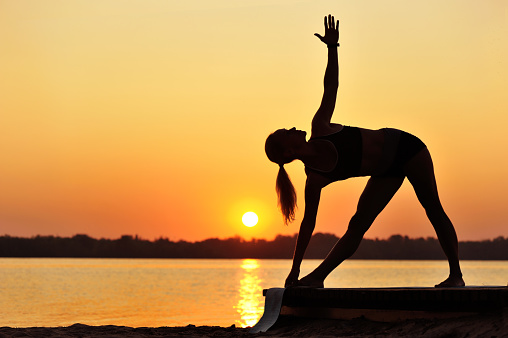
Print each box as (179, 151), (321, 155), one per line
(235, 259), (264, 328)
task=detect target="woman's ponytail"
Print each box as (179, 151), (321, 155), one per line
(265, 132), (298, 225)
(276, 164), (297, 225)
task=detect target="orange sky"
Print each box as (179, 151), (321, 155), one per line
(1, 1), (507, 242)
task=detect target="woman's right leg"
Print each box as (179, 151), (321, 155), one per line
(404, 148), (464, 287)
(297, 175), (405, 287)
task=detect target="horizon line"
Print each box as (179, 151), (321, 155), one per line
(1, 233), (506, 243)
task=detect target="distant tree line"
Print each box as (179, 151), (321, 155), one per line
(0, 233), (507, 259)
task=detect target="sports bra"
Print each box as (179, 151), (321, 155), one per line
(305, 126), (363, 181)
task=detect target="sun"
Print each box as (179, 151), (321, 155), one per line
(242, 212), (258, 227)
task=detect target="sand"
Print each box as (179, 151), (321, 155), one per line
(1, 314), (506, 337)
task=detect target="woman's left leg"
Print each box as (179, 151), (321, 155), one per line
(297, 175), (405, 287)
(404, 148), (464, 287)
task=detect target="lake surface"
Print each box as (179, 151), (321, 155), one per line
(1, 258), (507, 328)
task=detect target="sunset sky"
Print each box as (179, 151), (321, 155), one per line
(1, 0), (507, 242)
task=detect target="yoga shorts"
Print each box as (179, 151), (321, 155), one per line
(374, 128), (427, 177)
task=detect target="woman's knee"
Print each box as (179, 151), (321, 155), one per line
(347, 213), (374, 235)
(425, 203), (450, 225)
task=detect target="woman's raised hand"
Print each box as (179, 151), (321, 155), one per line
(314, 14), (339, 47)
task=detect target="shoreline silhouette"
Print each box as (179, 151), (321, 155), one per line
(1, 233), (507, 259)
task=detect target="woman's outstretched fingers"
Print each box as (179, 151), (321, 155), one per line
(316, 15), (339, 45)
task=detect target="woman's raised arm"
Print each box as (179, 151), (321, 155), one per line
(312, 15), (340, 129)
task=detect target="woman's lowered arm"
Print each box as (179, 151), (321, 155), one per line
(285, 175), (322, 287)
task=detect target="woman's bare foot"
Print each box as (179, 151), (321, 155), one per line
(435, 274), (465, 288)
(295, 275), (324, 288)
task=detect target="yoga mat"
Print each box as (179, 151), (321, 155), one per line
(249, 288), (286, 333)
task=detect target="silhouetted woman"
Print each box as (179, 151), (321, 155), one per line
(265, 15), (464, 288)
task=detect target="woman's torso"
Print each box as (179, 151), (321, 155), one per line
(307, 123), (385, 181)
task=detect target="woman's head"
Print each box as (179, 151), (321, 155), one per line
(265, 128), (301, 225)
(265, 127), (307, 165)
(265, 129), (288, 165)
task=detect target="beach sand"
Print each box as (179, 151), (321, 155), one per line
(1, 313), (506, 338)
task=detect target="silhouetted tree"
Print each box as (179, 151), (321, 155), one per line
(0, 234), (506, 259)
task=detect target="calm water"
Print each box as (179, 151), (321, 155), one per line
(1, 258), (507, 328)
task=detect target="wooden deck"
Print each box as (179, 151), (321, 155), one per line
(251, 286), (508, 333)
